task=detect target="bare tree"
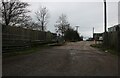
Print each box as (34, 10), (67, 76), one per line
(28, 21), (43, 30)
(35, 6), (49, 31)
(14, 14), (32, 27)
(55, 14), (70, 36)
(1, 0), (30, 26)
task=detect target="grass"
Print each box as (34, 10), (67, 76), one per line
(48, 43), (65, 46)
(3, 45), (50, 58)
(90, 44), (118, 55)
(3, 42), (66, 58)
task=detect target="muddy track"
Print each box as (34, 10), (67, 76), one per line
(3, 41), (118, 76)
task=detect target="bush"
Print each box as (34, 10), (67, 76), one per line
(64, 28), (82, 41)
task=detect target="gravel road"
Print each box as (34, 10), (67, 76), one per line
(3, 41), (118, 76)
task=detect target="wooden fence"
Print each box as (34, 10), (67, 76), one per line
(103, 31), (120, 52)
(2, 25), (57, 52)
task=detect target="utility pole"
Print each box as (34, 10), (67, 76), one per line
(103, 0), (107, 46)
(104, 0), (107, 32)
(75, 26), (79, 32)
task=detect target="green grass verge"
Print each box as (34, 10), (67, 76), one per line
(3, 45), (51, 58)
(3, 42), (66, 58)
(90, 44), (118, 55)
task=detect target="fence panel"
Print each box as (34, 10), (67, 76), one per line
(103, 31), (120, 52)
(118, 31), (120, 52)
(2, 25), (56, 52)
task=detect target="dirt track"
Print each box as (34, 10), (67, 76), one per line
(3, 41), (118, 76)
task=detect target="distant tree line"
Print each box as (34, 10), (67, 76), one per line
(55, 14), (83, 42)
(64, 28), (83, 41)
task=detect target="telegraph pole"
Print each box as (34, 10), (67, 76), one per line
(104, 0), (107, 32)
(103, 0), (107, 46)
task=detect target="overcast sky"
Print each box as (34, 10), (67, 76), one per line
(25, 0), (119, 38)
